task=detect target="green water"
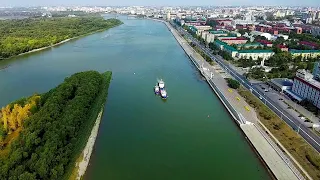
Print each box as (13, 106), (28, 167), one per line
(0, 15), (270, 180)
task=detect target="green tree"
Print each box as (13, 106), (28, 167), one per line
(226, 78), (240, 89)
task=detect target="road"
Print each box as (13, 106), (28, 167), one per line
(171, 22), (320, 153)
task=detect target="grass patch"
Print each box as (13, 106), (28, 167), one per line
(238, 87), (320, 179)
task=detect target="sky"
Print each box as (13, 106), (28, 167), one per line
(0, 0), (319, 7)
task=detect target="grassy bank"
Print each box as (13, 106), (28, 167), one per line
(238, 87), (320, 179)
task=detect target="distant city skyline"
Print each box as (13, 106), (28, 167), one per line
(0, 0), (319, 7)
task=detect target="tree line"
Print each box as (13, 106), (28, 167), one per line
(0, 71), (112, 179)
(0, 16), (122, 59)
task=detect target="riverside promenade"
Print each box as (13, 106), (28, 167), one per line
(159, 19), (303, 180)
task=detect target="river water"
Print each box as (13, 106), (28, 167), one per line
(0, 15), (270, 180)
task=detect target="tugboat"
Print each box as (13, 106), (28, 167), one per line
(158, 79), (167, 99)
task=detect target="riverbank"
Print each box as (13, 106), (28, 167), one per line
(72, 108), (103, 180)
(0, 17), (123, 60)
(160, 19), (303, 180)
(14, 38), (72, 58)
(5, 26), (120, 60)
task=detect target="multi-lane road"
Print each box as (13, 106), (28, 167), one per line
(171, 22), (320, 153)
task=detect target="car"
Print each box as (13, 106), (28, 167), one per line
(262, 87), (265, 89)
(264, 89), (269, 92)
(279, 98), (283, 101)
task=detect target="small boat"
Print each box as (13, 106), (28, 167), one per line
(157, 79), (167, 99)
(160, 89), (167, 99)
(154, 85), (160, 94)
(158, 79), (165, 89)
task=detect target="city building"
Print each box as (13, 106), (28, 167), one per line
(289, 49), (320, 59)
(237, 43), (263, 49)
(277, 45), (289, 52)
(214, 40), (238, 58)
(298, 41), (319, 49)
(292, 69), (320, 105)
(217, 36), (237, 40)
(209, 30), (229, 38)
(193, 25), (212, 35)
(257, 40), (273, 47)
(220, 37), (248, 45)
(250, 31), (273, 40)
(236, 50), (275, 66)
(276, 34), (289, 40)
(201, 31), (215, 43)
(312, 61), (320, 81)
(230, 31), (241, 37)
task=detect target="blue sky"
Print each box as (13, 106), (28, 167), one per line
(0, 0), (319, 7)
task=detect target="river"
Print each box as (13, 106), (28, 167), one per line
(0, 15), (271, 180)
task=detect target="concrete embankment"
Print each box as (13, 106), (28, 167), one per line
(158, 19), (303, 180)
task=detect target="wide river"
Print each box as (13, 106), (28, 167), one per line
(0, 15), (270, 179)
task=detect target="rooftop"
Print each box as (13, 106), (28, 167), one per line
(271, 78), (293, 87)
(289, 49), (320, 53)
(209, 30), (228, 34)
(238, 49), (274, 53)
(299, 41), (319, 48)
(221, 37), (247, 41)
(257, 40), (273, 44)
(277, 44), (288, 48)
(214, 40), (237, 52)
(237, 43), (262, 47)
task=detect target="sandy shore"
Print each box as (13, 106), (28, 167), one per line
(76, 108), (103, 180)
(16, 38), (71, 57)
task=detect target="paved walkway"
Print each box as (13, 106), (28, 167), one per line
(165, 21), (302, 180)
(242, 124), (300, 180)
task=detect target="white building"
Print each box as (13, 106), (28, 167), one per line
(292, 69), (320, 107)
(236, 50), (275, 66)
(201, 31), (215, 43)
